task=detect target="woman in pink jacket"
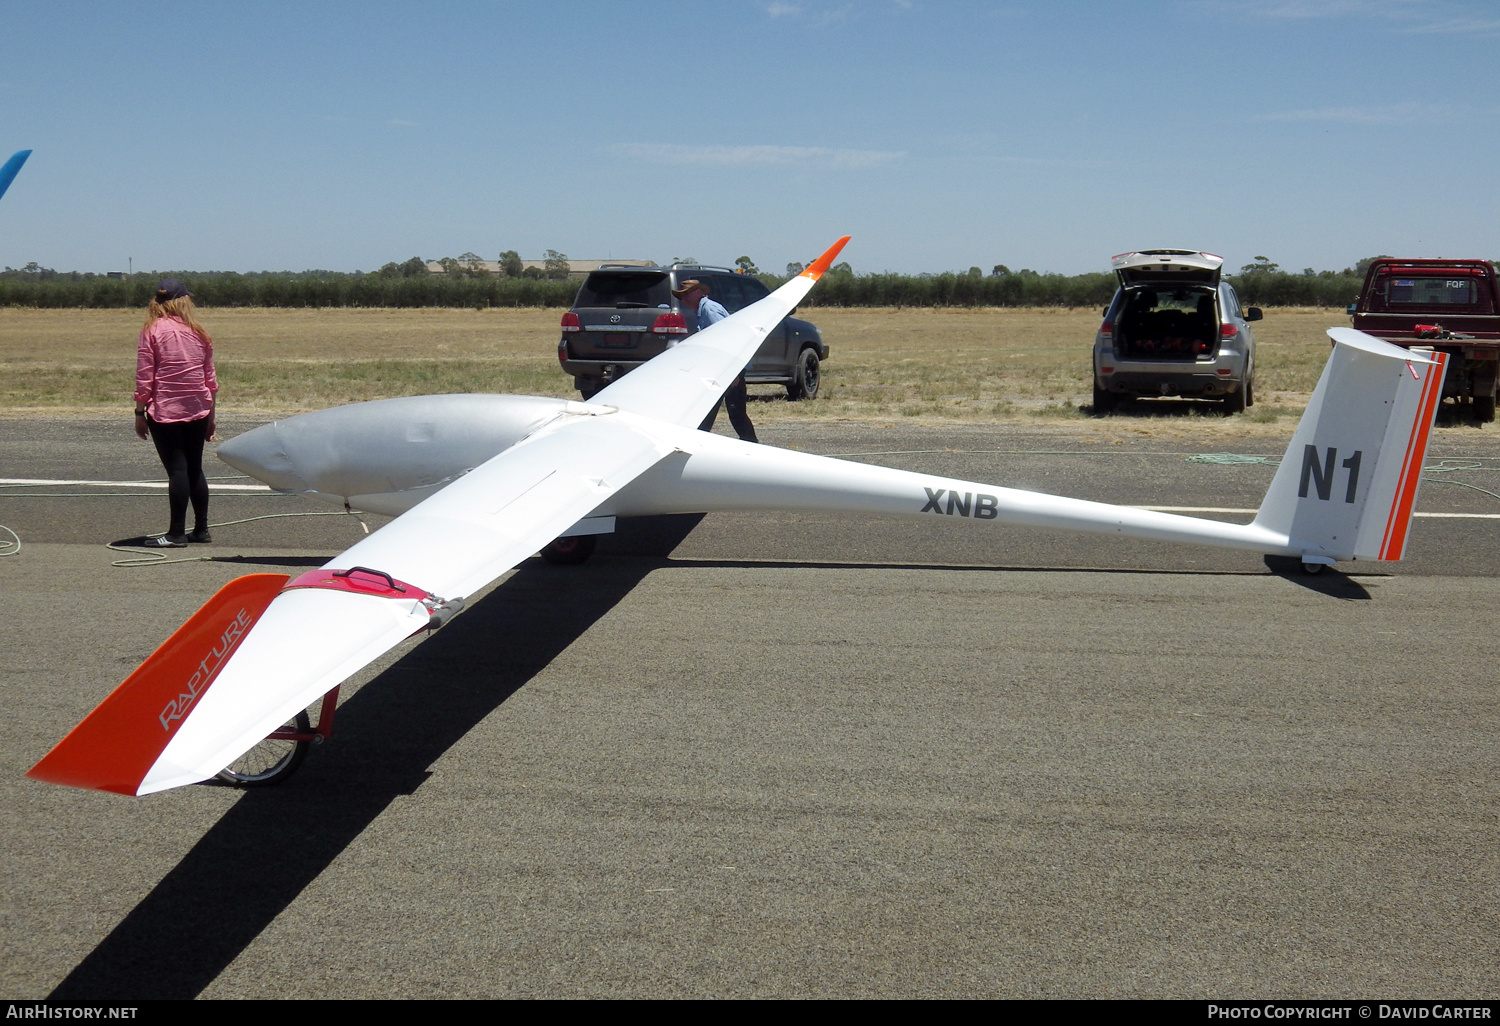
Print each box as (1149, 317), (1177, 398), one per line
(133, 278), (217, 547)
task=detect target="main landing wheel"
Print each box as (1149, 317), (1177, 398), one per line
(217, 710), (311, 787)
(541, 534), (597, 565)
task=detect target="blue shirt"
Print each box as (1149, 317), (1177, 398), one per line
(693, 296), (730, 331)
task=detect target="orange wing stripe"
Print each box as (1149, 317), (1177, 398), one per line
(26, 574), (288, 795)
(799, 236), (852, 281)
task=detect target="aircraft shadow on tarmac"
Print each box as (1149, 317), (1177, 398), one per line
(1261, 555), (1372, 599)
(49, 517), (1373, 998)
(49, 514), (706, 1000)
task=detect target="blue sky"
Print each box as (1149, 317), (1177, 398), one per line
(0, 0), (1496, 276)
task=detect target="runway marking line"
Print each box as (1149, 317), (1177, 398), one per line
(1, 478), (272, 492)
(1134, 505), (1499, 519)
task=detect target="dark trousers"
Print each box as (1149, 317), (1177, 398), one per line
(146, 415), (211, 537)
(698, 376), (758, 443)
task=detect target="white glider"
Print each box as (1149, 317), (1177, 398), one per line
(29, 239), (1447, 796)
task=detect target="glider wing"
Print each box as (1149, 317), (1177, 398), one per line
(592, 236), (849, 428)
(0, 150), (31, 203)
(29, 407), (678, 795)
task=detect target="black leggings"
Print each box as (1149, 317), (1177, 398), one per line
(146, 415), (211, 537)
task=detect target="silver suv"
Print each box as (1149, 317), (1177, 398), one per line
(1092, 250), (1262, 414)
(557, 264), (828, 400)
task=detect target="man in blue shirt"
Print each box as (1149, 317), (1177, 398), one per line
(672, 279), (758, 443)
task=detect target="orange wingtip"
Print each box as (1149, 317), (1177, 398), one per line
(799, 236), (852, 281)
(27, 573), (289, 795)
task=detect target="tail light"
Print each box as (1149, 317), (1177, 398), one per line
(1220, 324), (1238, 339)
(560, 312), (580, 333)
(651, 312), (689, 335)
(1098, 321), (1112, 336)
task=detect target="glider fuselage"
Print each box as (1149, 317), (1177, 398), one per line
(220, 393), (1296, 557)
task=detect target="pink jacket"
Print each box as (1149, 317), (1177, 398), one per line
(135, 317), (217, 423)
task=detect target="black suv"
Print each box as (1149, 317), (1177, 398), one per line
(558, 264), (828, 400)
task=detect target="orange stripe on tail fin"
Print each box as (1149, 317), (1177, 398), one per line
(1378, 351), (1446, 560)
(799, 236), (852, 281)
(27, 574), (288, 795)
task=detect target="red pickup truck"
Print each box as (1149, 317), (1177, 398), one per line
(1349, 258), (1500, 422)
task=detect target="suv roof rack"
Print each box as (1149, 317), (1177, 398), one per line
(669, 264), (735, 273)
(595, 263), (663, 270)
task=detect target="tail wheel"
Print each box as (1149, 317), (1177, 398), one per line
(1245, 374), (1255, 408)
(787, 348), (820, 400)
(217, 710), (311, 787)
(541, 534), (597, 565)
(1223, 385), (1246, 415)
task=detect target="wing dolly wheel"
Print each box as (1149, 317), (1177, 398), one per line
(217, 710), (311, 787)
(215, 686), (340, 788)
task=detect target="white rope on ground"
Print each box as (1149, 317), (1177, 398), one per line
(1185, 453), (1282, 466)
(106, 509), (371, 567)
(1419, 460), (1500, 502)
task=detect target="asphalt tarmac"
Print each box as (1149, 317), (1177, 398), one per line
(2, 416), (1498, 998)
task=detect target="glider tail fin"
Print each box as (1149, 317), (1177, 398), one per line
(1251, 328), (1446, 564)
(26, 573), (288, 795)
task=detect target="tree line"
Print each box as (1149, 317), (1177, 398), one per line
(0, 255), (1472, 310)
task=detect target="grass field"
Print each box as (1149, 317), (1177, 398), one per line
(0, 305), (1415, 440)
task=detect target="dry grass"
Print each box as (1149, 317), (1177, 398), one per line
(0, 304), (1459, 442)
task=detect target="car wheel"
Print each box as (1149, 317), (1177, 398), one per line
(1223, 385), (1246, 415)
(1475, 394), (1496, 423)
(1092, 381), (1116, 415)
(578, 379), (603, 400)
(787, 348), (820, 401)
(541, 534), (596, 565)
(1245, 372), (1255, 408)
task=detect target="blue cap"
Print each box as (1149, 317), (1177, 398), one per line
(155, 278), (191, 301)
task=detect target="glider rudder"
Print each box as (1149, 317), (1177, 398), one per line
(1250, 329), (1446, 564)
(27, 574), (288, 795)
(1374, 347), (1446, 559)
